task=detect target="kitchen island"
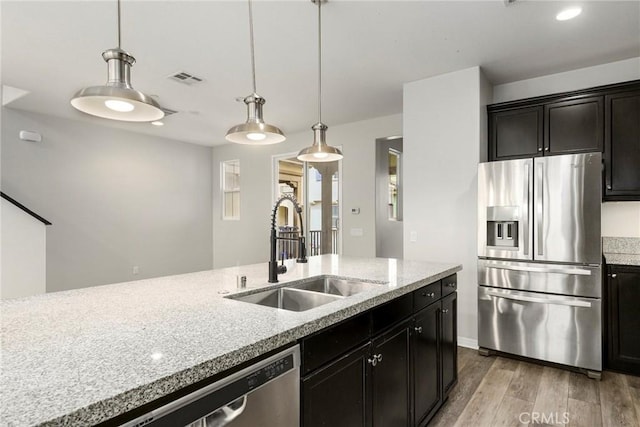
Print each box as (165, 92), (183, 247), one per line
(0, 255), (461, 426)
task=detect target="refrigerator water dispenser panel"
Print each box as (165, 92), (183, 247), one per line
(486, 206), (519, 249)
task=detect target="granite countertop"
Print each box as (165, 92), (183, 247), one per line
(0, 255), (461, 426)
(603, 236), (640, 266)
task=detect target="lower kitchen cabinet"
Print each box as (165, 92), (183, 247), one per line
(302, 342), (371, 427)
(606, 265), (640, 375)
(300, 274), (458, 427)
(371, 319), (412, 427)
(413, 302), (440, 426)
(441, 292), (458, 395)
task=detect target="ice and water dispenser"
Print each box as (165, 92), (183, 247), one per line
(486, 207), (519, 248)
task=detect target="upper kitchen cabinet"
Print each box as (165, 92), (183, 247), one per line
(489, 95), (603, 161)
(545, 96), (603, 155)
(489, 106), (543, 160)
(604, 89), (640, 201)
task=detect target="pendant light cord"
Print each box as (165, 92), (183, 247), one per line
(117, 0), (122, 48)
(317, 0), (322, 123)
(248, 0), (257, 94)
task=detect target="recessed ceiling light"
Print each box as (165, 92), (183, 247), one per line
(556, 7), (582, 21)
(151, 121), (164, 126)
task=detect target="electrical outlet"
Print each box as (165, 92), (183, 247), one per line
(132, 266), (139, 275)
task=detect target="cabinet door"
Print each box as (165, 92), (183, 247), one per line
(490, 106), (543, 161)
(441, 292), (457, 395)
(604, 90), (640, 201)
(371, 319), (411, 427)
(545, 96), (603, 155)
(302, 342), (371, 427)
(607, 267), (640, 375)
(414, 302), (440, 427)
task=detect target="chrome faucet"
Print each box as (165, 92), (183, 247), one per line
(269, 194), (307, 283)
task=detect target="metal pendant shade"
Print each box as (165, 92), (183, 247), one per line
(70, 0), (164, 122)
(226, 0), (285, 145)
(297, 0), (343, 163)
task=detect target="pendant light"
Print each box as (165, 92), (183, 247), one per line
(297, 0), (343, 163)
(225, 0), (286, 145)
(70, 0), (164, 122)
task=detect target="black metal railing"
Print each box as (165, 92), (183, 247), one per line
(309, 229), (338, 256)
(277, 228), (339, 259)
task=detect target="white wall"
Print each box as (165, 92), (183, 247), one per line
(493, 57), (640, 238)
(212, 114), (402, 268)
(1, 108), (214, 292)
(403, 66), (492, 347)
(1, 198), (47, 299)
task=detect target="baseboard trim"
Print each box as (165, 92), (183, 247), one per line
(457, 337), (478, 349)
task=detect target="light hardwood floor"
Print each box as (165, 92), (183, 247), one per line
(429, 347), (640, 427)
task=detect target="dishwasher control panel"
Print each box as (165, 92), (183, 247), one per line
(247, 355), (293, 391)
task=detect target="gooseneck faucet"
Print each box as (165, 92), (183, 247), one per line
(269, 194), (308, 283)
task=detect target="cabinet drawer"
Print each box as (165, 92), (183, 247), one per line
(442, 274), (457, 296)
(371, 293), (413, 336)
(302, 312), (370, 375)
(413, 281), (441, 312)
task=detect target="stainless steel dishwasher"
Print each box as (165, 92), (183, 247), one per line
(122, 345), (300, 427)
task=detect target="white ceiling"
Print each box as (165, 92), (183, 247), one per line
(2, 1), (639, 147)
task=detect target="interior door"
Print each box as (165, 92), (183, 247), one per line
(376, 137), (403, 258)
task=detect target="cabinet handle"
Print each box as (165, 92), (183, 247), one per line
(610, 274), (617, 278)
(442, 309), (449, 314)
(368, 357), (378, 367)
(538, 147), (543, 152)
(544, 147), (549, 151)
(446, 283), (455, 288)
(422, 292), (435, 298)
(607, 185), (612, 190)
(415, 326), (423, 334)
(376, 354), (383, 363)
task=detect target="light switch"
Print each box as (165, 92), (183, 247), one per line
(410, 231), (418, 242)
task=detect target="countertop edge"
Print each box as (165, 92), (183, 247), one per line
(41, 264), (462, 426)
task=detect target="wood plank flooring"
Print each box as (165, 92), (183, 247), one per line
(429, 347), (640, 427)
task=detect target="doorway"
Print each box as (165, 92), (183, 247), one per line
(272, 153), (342, 258)
(376, 136), (403, 258)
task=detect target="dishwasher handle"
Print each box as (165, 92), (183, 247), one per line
(206, 396), (247, 426)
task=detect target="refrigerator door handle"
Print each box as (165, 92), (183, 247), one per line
(484, 290), (592, 308)
(536, 161), (544, 256)
(481, 261), (592, 276)
(523, 163), (530, 256)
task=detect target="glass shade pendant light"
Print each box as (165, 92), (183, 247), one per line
(297, 0), (343, 163)
(225, 0), (285, 144)
(70, 0), (164, 122)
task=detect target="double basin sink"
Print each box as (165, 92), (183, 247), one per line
(227, 276), (382, 312)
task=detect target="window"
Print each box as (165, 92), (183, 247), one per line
(388, 149), (400, 220)
(222, 160), (240, 220)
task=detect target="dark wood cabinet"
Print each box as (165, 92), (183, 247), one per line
(413, 302), (440, 427)
(606, 265), (640, 376)
(604, 90), (640, 200)
(302, 342), (371, 427)
(488, 80), (640, 201)
(441, 292), (458, 395)
(371, 319), (412, 427)
(545, 96), (603, 155)
(300, 274), (458, 427)
(490, 106), (543, 160)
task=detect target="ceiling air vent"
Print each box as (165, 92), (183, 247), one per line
(167, 71), (205, 86)
(503, 0), (517, 5)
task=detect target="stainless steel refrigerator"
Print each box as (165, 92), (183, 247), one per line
(477, 152), (602, 377)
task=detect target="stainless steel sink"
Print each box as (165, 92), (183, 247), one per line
(230, 287), (344, 312)
(290, 277), (382, 296)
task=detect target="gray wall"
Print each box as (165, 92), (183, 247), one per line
(212, 114), (403, 268)
(1, 108), (213, 292)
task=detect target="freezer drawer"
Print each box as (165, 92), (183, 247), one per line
(478, 259), (602, 298)
(478, 287), (601, 371)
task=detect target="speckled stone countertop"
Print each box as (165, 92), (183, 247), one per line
(0, 255), (461, 426)
(603, 237), (640, 266)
